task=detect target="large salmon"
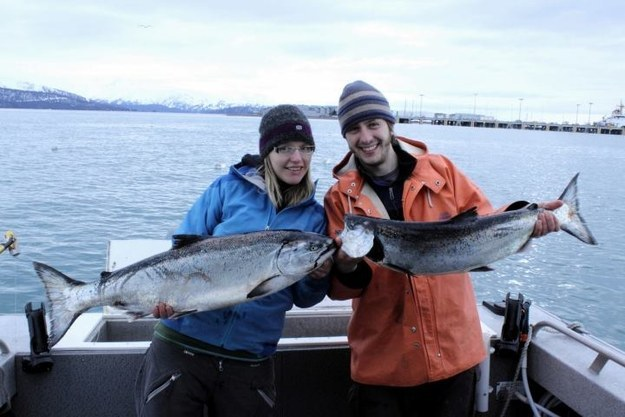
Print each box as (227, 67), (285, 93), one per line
(339, 173), (597, 275)
(33, 230), (335, 347)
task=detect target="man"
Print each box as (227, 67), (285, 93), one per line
(324, 80), (561, 417)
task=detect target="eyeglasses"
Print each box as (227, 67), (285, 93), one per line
(273, 145), (316, 155)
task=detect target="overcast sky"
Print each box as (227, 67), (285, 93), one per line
(1, 0), (623, 122)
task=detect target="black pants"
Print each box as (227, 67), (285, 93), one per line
(348, 367), (476, 417)
(135, 337), (276, 417)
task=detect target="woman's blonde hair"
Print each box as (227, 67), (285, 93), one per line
(260, 158), (314, 209)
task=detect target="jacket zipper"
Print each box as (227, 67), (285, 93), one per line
(221, 304), (240, 345)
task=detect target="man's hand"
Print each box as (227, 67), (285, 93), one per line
(333, 236), (364, 273)
(532, 200), (563, 238)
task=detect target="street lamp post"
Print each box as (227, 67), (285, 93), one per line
(518, 98), (524, 121)
(419, 94), (424, 123)
(473, 93), (477, 115)
(576, 104), (580, 125)
(588, 102), (593, 125)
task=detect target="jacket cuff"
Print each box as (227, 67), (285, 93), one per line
(302, 275), (331, 291)
(334, 262), (372, 289)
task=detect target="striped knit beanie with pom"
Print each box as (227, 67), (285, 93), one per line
(337, 80), (396, 137)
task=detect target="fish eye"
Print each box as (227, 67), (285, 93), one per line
(309, 243), (321, 251)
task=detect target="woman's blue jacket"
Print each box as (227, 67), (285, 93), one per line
(159, 160), (329, 358)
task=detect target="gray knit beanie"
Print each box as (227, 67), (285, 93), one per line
(258, 105), (315, 158)
(337, 80), (396, 136)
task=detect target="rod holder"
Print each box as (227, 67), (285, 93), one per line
(21, 302), (54, 373)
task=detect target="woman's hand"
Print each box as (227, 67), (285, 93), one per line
(309, 257), (334, 280)
(152, 302), (174, 318)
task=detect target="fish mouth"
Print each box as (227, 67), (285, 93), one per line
(322, 240), (338, 257)
(314, 240), (337, 268)
(344, 214), (375, 231)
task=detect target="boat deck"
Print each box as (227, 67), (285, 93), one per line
(2, 300), (625, 417)
(2, 239), (625, 416)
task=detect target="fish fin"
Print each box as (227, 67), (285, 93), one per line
(516, 239), (533, 253)
(123, 309), (197, 321)
(469, 266), (495, 272)
(171, 234), (209, 249)
(504, 200), (531, 211)
(365, 236), (385, 262)
(247, 275), (290, 299)
(168, 310), (198, 319)
(557, 173), (598, 245)
(372, 261), (413, 275)
(125, 311), (151, 320)
(32, 261), (88, 348)
(448, 207), (479, 222)
(558, 173), (580, 202)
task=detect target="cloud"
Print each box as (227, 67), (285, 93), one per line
(1, 0), (624, 122)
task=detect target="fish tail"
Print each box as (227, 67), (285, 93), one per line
(557, 173), (598, 245)
(32, 261), (88, 347)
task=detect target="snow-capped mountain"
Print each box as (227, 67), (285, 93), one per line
(0, 85), (123, 111)
(0, 84), (265, 115)
(0, 83), (336, 118)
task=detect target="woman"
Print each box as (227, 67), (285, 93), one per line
(135, 105), (332, 417)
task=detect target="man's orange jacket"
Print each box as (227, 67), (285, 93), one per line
(324, 136), (495, 386)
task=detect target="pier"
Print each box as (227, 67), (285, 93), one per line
(398, 115), (624, 136)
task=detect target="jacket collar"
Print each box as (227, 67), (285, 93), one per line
(333, 136), (427, 177)
(231, 161), (320, 207)
(332, 136), (449, 203)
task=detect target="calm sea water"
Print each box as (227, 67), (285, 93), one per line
(1, 109), (624, 350)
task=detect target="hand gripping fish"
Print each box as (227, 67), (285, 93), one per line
(339, 173), (597, 275)
(33, 230), (336, 347)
